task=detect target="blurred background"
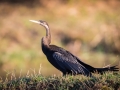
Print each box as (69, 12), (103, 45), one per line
(0, 0), (120, 80)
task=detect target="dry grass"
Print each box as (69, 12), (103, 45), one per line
(0, 71), (120, 90)
(0, 0), (120, 79)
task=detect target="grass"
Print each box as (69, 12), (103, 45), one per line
(0, 72), (120, 90)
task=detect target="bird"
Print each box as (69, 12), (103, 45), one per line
(29, 20), (119, 76)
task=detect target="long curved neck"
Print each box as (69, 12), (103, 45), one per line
(42, 25), (51, 47)
(46, 26), (51, 44)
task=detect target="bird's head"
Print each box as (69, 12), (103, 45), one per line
(29, 20), (49, 30)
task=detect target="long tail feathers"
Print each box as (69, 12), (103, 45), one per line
(94, 65), (119, 74)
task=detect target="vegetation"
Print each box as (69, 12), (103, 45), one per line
(0, 72), (120, 90)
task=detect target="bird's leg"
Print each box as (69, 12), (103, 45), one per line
(63, 72), (67, 77)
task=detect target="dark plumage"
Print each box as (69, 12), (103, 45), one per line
(30, 20), (119, 76)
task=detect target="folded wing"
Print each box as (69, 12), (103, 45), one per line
(53, 52), (91, 76)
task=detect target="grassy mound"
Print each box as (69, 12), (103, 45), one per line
(0, 72), (120, 90)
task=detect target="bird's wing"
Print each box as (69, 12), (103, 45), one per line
(53, 52), (91, 76)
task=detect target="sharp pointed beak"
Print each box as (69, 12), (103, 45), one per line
(29, 20), (40, 24)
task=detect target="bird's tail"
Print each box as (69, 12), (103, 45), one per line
(94, 65), (119, 74)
